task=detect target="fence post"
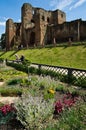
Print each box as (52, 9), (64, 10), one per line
(38, 64), (41, 70)
(38, 64), (41, 75)
(68, 68), (73, 83)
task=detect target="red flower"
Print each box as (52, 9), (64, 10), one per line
(0, 104), (16, 115)
(55, 100), (63, 114)
(54, 92), (79, 115)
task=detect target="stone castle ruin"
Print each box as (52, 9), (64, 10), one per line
(6, 3), (86, 50)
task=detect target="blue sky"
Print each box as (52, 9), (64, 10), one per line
(0, 0), (86, 38)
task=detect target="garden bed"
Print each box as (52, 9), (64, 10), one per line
(0, 65), (86, 130)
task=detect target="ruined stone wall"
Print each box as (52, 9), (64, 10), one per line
(21, 3), (66, 47)
(6, 19), (15, 50)
(51, 10), (66, 25)
(33, 11), (40, 46)
(47, 19), (86, 43)
(36, 8), (51, 46)
(6, 2), (86, 51)
(14, 23), (22, 47)
(21, 3), (33, 47)
(6, 3), (66, 50)
(80, 21), (86, 41)
(6, 19), (22, 50)
(57, 10), (66, 24)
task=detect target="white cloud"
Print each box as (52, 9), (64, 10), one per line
(0, 22), (5, 26)
(50, 0), (86, 10)
(50, 0), (73, 10)
(18, 19), (21, 22)
(0, 16), (8, 26)
(3, 17), (8, 21)
(0, 16), (8, 21)
(70, 0), (86, 10)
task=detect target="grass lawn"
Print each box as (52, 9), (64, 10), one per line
(0, 44), (86, 69)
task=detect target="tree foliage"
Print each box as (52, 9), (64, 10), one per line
(0, 33), (6, 49)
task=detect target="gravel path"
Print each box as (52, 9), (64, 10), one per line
(0, 97), (19, 104)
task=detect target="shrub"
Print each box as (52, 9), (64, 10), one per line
(55, 84), (65, 93)
(75, 77), (86, 88)
(46, 102), (86, 130)
(0, 87), (22, 96)
(7, 78), (30, 87)
(7, 78), (22, 85)
(54, 92), (79, 115)
(6, 62), (28, 73)
(0, 58), (4, 63)
(55, 101), (86, 130)
(15, 94), (54, 130)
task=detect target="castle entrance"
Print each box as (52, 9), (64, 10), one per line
(30, 32), (35, 46)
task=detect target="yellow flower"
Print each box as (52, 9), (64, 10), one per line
(48, 89), (55, 94)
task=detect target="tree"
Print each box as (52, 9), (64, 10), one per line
(0, 33), (6, 49)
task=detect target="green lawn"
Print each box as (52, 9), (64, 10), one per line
(0, 45), (86, 69)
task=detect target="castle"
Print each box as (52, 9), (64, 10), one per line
(6, 3), (86, 50)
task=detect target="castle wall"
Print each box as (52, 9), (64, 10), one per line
(52, 10), (66, 25)
(6, 19), (22, 50)
(5, 3), (86, 51)
(80, 21), (86, 40)
(14, 23), (22, 45)
(35, 8), (51, 46)
(47, 19), (86, 43)
(21, 3), (33, 47)
(21, 3), (66, 47)
(6, 19), (15, 50)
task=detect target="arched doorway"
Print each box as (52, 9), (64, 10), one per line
(30, 32), (35, 46)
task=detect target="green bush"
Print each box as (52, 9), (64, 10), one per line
(15, 94), (54, 130)
(7, 78), (22, 85)
(0, 87), (22, 96)
(55, 84), (65, 93)
(46, 101), (86, 130)
(0, 78), (4, 82)
(0, 58), (4, 63)
(44, 91), (55, 100)
(75, 77), (86, 88)
(6, 62), (28, 73)
(22, 59), (31, 66)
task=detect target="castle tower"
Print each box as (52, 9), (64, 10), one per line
(6, 19), (15, 51)
(21, 3), (33, 47)
(33, 8), (52, 46)
(52, 10), (66, 25)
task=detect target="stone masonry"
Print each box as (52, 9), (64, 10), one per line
(6, 3), (86, 50)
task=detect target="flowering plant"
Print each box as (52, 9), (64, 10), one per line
(48, 89), (55, 94)
(0, 103), (16, 124)
(54, 92), (78, 115)
(15, 94), (54, 129)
